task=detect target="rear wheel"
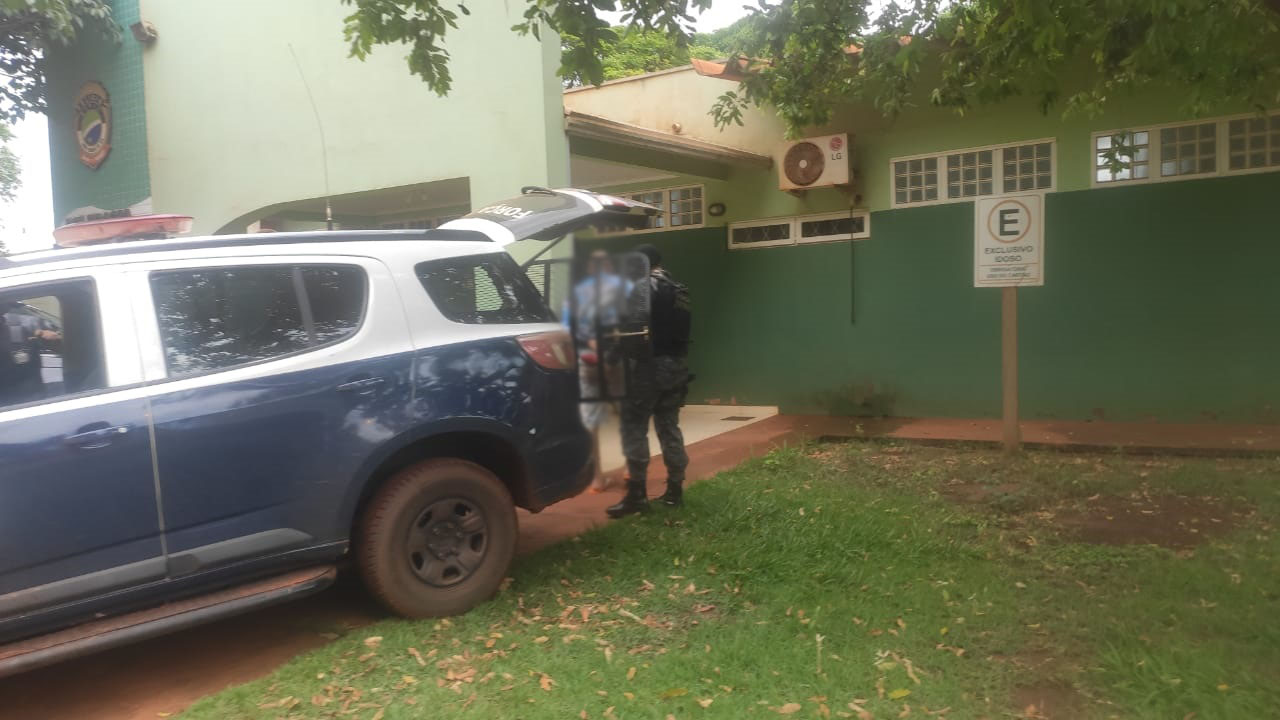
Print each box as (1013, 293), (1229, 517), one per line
(357, 459), (517, 618)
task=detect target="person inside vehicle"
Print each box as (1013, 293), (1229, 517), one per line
(1, 301), (62, 406)
(607, 243), (693, 518)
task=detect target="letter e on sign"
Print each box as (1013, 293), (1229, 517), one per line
(974, 194), (1044, 287)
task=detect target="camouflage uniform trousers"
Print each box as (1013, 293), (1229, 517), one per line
(620, 355), (690, 484)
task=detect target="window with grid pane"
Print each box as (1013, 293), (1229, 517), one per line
(1227, 115), (1280, 171)
(894, 157), (939, 204)
(1160, 123), (1216, 177)
(628, 191), (667, 228)
(667, 186), (703, 227)
(1095, 131), (1150, 183)
(946, 150), (994, 198)
(1002, 142), (1053, 192)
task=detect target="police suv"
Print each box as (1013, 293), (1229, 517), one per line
(0, 188), (655, 676)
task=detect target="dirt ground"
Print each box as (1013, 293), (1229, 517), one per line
(944, 481), (1252, 550)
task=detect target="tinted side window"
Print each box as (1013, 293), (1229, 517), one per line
(303, 266), (366, 345)
(152, 267), (308, 375)
(1, 279), (106, 410)
(416, 253), (553, 324)
(151, 264), (368, 377)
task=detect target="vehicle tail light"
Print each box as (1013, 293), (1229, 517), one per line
(518, 330), (576, 371)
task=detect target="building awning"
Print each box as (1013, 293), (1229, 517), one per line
(564, 111), (772, 179)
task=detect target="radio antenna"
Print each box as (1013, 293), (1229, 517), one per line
(287, 43), (334, 230)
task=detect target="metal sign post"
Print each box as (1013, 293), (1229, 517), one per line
(975, 194), (1044, 454)
(1001, 286), (1020, 452)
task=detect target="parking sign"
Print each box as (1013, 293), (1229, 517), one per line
(974, 194), (1044, 287)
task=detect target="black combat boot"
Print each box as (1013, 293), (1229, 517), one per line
(658, 478), (683, 507)
(606, 480), (650, 518)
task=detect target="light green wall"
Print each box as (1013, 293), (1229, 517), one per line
(45, 0), (151, 222)
(587, 84), (1263, 223)
(137, 0), (569, 234)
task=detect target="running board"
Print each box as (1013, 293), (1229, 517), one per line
(0, 565), (337, 678)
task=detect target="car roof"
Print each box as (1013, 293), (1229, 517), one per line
(0, 228), (495, 278)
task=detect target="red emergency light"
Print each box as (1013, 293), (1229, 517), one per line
(53, 214), (194, 247)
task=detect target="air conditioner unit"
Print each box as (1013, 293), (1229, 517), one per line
(777, 133), (852, 191)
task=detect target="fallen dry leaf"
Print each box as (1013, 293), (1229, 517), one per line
(889, 689), (912, 700)
(660, 688), (690, 699)
(539, 673), (555, 691)
(627, 666), (637, 680)
(363, 636), (383, 649)
(776, 703), (803, 714)
(408, 647), (426, 666)
(698, 698), (714, 708)
(848, 701), (873, 720)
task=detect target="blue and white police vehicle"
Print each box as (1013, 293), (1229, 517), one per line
(0, 188), (655, 676)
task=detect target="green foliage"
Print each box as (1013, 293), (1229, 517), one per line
(711, 0), (1280, 134)
(0, 0), (119, 122)
(0, 122), (17, 204)
(560, 22), (743, 87)
(343, 1), (1280, 138)
(342, 1), (711, 94)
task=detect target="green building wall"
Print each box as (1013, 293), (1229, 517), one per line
(45, 0), (151, 221)
(584, 171), (1280, 423)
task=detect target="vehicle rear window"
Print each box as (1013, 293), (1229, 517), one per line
(302, 266), (367, 344)
(416, 253), (553, 324)
(150, 264), (367, 377)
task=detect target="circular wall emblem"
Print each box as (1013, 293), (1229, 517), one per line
(828, 136), (844, 152)
(74, 82), (112, 169)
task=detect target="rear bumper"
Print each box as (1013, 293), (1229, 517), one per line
(525, 427), (593, 511)
(522, 364), (593, 510)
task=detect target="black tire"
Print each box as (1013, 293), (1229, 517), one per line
(357, 458), (517, 618)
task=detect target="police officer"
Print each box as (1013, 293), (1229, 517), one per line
(607, 244), (692, 519)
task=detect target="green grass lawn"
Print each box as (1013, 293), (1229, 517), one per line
(183, 442), (1280, 720)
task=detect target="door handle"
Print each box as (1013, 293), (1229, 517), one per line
(64, 425), (130, 449)
(337, 377), (386, 393)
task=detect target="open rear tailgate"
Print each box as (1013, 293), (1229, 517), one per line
(437, 188), (658, 245)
